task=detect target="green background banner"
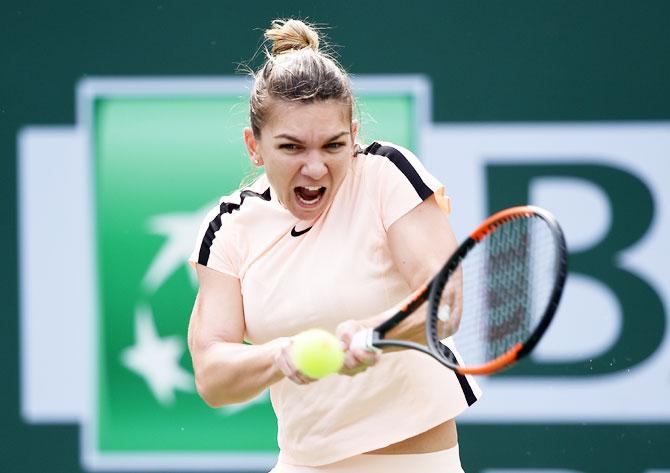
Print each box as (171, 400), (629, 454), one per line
(3, 1), (670, 472)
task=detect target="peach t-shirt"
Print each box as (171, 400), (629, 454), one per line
(190, 142), (481, 466)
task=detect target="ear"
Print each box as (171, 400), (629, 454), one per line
(243, 127), (264, 166)
(351, 120), (360, 153)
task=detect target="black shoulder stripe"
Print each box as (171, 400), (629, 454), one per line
(364, 142), (433, 200)
(438, 343), (478, 406)
(197, 187), (271, 266)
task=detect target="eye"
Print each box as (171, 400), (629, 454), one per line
(278, 143), (301, 151)
(325, 142), (345, 150)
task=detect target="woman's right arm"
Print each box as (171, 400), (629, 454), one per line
(188, 264), (289, 407)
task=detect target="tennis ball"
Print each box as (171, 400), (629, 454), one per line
(291, 329), (344, 379)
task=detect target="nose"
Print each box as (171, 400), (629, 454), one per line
(300, 155), (328, 180)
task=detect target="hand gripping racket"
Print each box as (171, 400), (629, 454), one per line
(350, 205), (568, 375)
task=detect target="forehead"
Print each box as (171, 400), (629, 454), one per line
(263, 99), (351, 139)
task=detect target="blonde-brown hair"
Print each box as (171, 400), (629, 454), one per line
(249, 19), (354, 137)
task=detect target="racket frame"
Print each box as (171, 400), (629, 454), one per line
(353, 205), (567, 376)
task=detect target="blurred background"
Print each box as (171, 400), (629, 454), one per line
(2, 1), (670, 472)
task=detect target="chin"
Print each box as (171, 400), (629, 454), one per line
(291, 200), (326, 220)
(291, 207), (319, 220)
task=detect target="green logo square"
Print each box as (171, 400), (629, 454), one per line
(82, 77), (425, 469)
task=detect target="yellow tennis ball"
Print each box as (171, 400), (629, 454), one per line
(291, 329), (344, 379)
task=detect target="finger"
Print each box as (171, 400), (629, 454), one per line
(286, 364), (315, 384)
(352, 349), (377, 366)
(343, 349), (360, 370)
(275, 353), (297, 378)
(340, 365), (366, 377)
(276, 352), (310, 384)
(295, 371), (316, 384)
(336, 325), (355, 348)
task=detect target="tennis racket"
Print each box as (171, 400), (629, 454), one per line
(350, 205), (568, 375)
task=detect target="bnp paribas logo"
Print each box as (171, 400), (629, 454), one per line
(18, 76), (430, 471)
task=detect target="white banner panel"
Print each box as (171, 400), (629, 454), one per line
(424, 123), (670, 422)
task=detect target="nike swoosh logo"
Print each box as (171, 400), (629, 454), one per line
(291, 226), (312, 237)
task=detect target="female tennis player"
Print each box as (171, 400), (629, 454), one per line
(188, 19), (481, 473)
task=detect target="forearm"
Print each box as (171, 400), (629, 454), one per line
(193, 338), (286, 407)
(386, 306), (428, 345)
(365, 299), (430, 349)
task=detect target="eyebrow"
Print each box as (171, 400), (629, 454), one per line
(273, 131), (350, 143)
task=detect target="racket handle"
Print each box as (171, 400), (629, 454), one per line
(350, 329), (381, 353)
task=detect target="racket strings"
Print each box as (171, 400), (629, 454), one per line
(437, 216), (558, 369)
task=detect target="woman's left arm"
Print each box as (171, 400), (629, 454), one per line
(337, 194), (460, 363)
(387, 195), (457, 291)
(382, 194), (460, 343)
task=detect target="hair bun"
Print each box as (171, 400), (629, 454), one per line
(265, 19), (319, 55)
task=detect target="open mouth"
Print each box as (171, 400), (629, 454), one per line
(294, 185), (326, 207)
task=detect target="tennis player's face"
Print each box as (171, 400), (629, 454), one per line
(245, 99), (357, 221)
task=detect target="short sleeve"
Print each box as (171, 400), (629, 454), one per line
(188, 198), (241, 278)
(364, 141), (451, 230)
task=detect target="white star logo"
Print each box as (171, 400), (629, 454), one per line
(121, 305), (194, 406)
(130, 203), (266, 414)
(142, 205), (213, 293)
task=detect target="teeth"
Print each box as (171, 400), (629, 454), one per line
(297, 194), (320, 205)
(295, 185), (325, 206)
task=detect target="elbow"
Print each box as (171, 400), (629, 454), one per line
(191, 340), (274, 407)
(193, 360), (246, 408)
(195, 376), (225, 408)
(194, 363), (238, 407)
(190, 342), (233, 407)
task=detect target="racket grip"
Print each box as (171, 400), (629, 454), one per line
(350, 329), (381, 353)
